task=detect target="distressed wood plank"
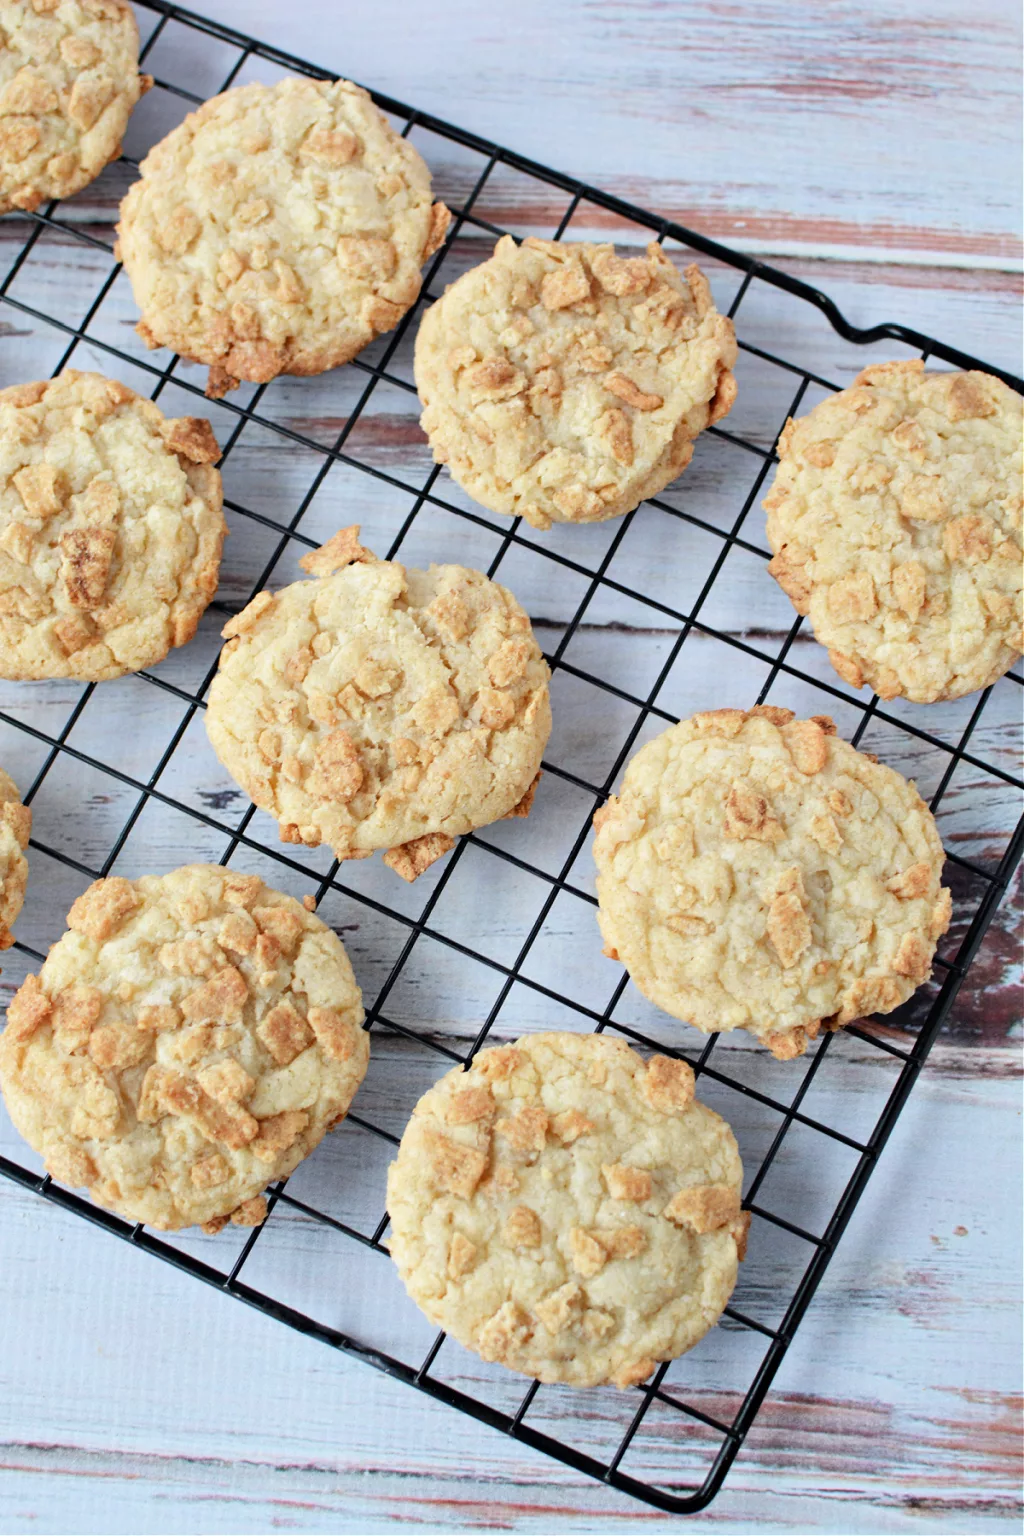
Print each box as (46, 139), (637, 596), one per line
(0, 238), (1020, 651)
(0, 7), (1021, 1530)
(0, 1033), (1019, 1534)
(1, 628), (1019, 1040)
(116, 0), (1023, 266)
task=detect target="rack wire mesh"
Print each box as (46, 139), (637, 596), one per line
(0, 0), (1021, 1514)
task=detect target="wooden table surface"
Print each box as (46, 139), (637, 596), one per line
(0, 1), (1021, 1532)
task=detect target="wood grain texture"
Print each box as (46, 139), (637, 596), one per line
(0, 1), (1021, 1530)
(154, 0), (1024, 267)
(0, 1047), (1019, 1535)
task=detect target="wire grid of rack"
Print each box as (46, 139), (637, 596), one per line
(0, 0), (1021, 1515)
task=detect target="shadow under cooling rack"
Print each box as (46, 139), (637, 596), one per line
(0, 0), (1022, 1516)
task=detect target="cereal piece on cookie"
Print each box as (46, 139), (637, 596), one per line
(593, 707), (949, 1056)
(415, 237), (737, 528)
(117, 77), (450, 393)
(0, 767), (30, 951)
(205, 530), (551, 874)
(0, 0), (150, 215)
(0, 371), (225, 681)
(0, 864), (367, 1230)
(386, 1032), (745, 1388)
(763, 361), (1023, 702)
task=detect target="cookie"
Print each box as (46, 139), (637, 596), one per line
(0, 864), (367, 1230)
(0, 370), (226, 681)
(593, 707), (950, 1059)
(386, 1031), (746, 1389)
(117, 76), (450, 397)
(205, 529), (551, 876)
(764, 360), (1023, 703)
(0, 0), (149, 214)
(0, 767), (30, 951)
(414, 236), (737, 529)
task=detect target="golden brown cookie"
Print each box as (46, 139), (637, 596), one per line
(0, 766), (30, 951)
(0, 0), (149, 214)
(764, 360), (1023, 703)
(415, 236), (737, 528)
(0, 864), (368, 1230)
(0, 370), (225, 681)
(593, 706), (950, 1058)
(387, 1032), (746, 1388)
(117, 76), (450, 396)
(205, 529), (551, 876)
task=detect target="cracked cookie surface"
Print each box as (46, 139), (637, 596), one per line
(593, 707), (949, 1058)
(0, 863), (367, 1230)
(118, 76), (450, 395)
(0, 0), (149, 214)
(415, 236), (737, 528)
(386, 1031), (745, 1388)
(764, 360), (1023, 703)
(0, 370), (225, 680)
(205, 531), (551, 872)
(0, 766), (30, 951)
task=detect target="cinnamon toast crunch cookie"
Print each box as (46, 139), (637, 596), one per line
(205, 529), (550, 878)
(0, 370), (225, 681)
(0, 766), (30, 951)
(0, 0), (149, 215)
(118, 76), (450, 395)
(593, 707), (950, 1059)
(415, 236), (736, 528)
(764, 361), (1023, 703)
(387, 1031), (746, 1388)
(0, 864), (367, 1230)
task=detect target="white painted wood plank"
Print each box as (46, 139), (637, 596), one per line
(2, 628), (1018, 1029)
(0, 1039), (1019, 1534)
(0, 5), (1021, 1530)
(1, 240), (1019, 649)
(121, 0), (1024, 266)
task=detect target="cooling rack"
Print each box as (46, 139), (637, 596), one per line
(0, 0), (1021, 1515)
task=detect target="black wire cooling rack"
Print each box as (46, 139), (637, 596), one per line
(0, 0), (1021, 1515)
